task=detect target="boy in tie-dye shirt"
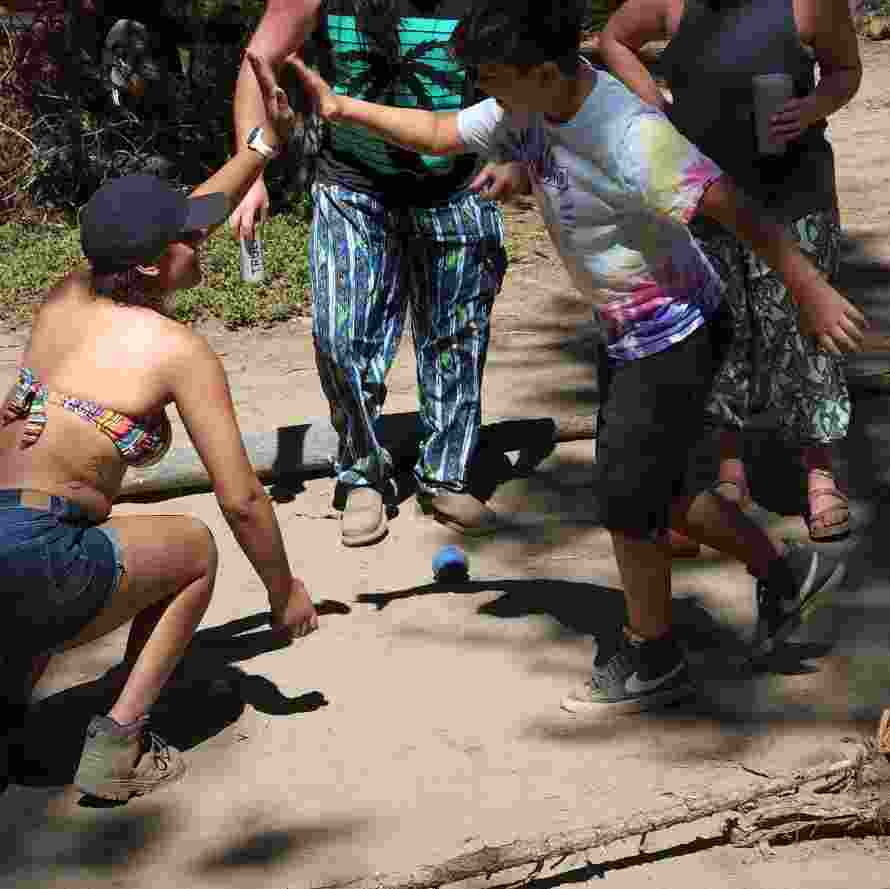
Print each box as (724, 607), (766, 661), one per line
(288, 0), (865, 714)
(459, 71), (726, 362)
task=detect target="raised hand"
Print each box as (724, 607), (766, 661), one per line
(287, 54), (343, 122)
(246, 51), (296, 144)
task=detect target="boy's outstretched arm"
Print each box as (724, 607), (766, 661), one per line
(289, 56), (465, 156)
(697, 177), (866, 355)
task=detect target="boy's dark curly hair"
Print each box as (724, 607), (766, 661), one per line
(449, 0), (585, 76)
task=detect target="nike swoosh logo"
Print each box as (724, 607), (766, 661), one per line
(624, 662), (686, 694)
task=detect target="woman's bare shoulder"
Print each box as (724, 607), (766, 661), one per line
(41, 268), (92, 306)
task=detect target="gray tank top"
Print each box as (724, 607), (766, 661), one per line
(656, 0), (836, 221)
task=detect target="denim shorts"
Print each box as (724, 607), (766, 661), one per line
(0, 490), (125, 658)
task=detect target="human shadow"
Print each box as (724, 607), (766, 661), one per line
(0, 798), (179, 884)
(358, 575), (753, 660)
(192, 817), (370, 877)
(6, 608), (344, 792)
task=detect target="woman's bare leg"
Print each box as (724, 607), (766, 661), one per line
(59, 514), (217, 726)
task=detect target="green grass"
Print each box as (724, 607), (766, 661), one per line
(0, 210), (312, 330)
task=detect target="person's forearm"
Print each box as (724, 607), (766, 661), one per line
(221, 484), (293, 610)
(189, 149), (271, 236)
(234, 59), (270, 146)
(234, 1), (319, 151)
(599, 35), (667, 109)
(799, 67), (862, 127)
(698, 176), (824, 298)
(338, 97), (460, 156)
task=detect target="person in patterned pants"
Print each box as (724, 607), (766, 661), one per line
(231, 0), (522, 547)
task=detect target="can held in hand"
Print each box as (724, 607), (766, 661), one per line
(752, 73), (794, 156)
(240, 231), (265, 283)
(432, 545), (469, 583)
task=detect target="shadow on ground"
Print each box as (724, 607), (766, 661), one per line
(0, 607), (353, 885)
(7, 610), (336, 791)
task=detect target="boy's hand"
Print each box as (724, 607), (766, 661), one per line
(288, 54), (343, 122)
(470, 161), (530, 202)
(796, 279), (866, 354)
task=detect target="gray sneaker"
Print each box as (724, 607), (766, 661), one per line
(753, 541), (846, 656)
(561, 631), (695, 714)
(74, 715), (186, 801)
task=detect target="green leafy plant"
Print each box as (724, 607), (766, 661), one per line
(585, 0), (621, 32)
(0, 210), (311, 330)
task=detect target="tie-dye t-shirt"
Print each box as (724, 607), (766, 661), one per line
(457, 68), (725, 361)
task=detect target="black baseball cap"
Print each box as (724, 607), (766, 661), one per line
(80, 174), (230, 274)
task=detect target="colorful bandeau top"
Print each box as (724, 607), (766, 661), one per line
(1, 367), (172, 469)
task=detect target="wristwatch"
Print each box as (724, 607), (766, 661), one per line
(246, 126), (280, 159)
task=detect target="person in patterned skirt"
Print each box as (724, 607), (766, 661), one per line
(602, 0), (862, 551)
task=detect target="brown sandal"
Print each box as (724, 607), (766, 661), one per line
(712, 478), (753, 511)
(805, 470), (850, 542)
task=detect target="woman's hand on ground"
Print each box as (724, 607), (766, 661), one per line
(270, 577), (319, 639)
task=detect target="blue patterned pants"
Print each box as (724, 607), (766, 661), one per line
(310, 183), (507, 493)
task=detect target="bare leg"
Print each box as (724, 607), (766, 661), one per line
(670, 489), (783, 577)
(799, 444), (850, 540)
(715, 427), (751, 505)
(610, 530), (671, 639)
(122, 596), (175, 671)
(59, 514), (217, 727)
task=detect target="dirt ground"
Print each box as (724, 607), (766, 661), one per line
(4, 37), (890, 889)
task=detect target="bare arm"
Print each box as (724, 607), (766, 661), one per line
(188, 54), (296, 239)
(772, 0), (863, 141)
(234, 0), (321, 147)
(288, 55), (465, 155)
(697, 176), (866, 354)
(600, 0), (669, 109)
(230, 0), (321, 239)
(167, 332), (316, 636)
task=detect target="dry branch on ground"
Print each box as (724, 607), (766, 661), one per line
(315, 753), (888, 889)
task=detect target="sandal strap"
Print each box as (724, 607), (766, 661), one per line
(714, 479), (748, 494)
(712, 479), (753, 505)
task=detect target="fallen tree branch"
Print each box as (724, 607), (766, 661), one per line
(118, 412), (596, 502)
(731, 790), (890, 847)
(313, 755), (865, 889)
